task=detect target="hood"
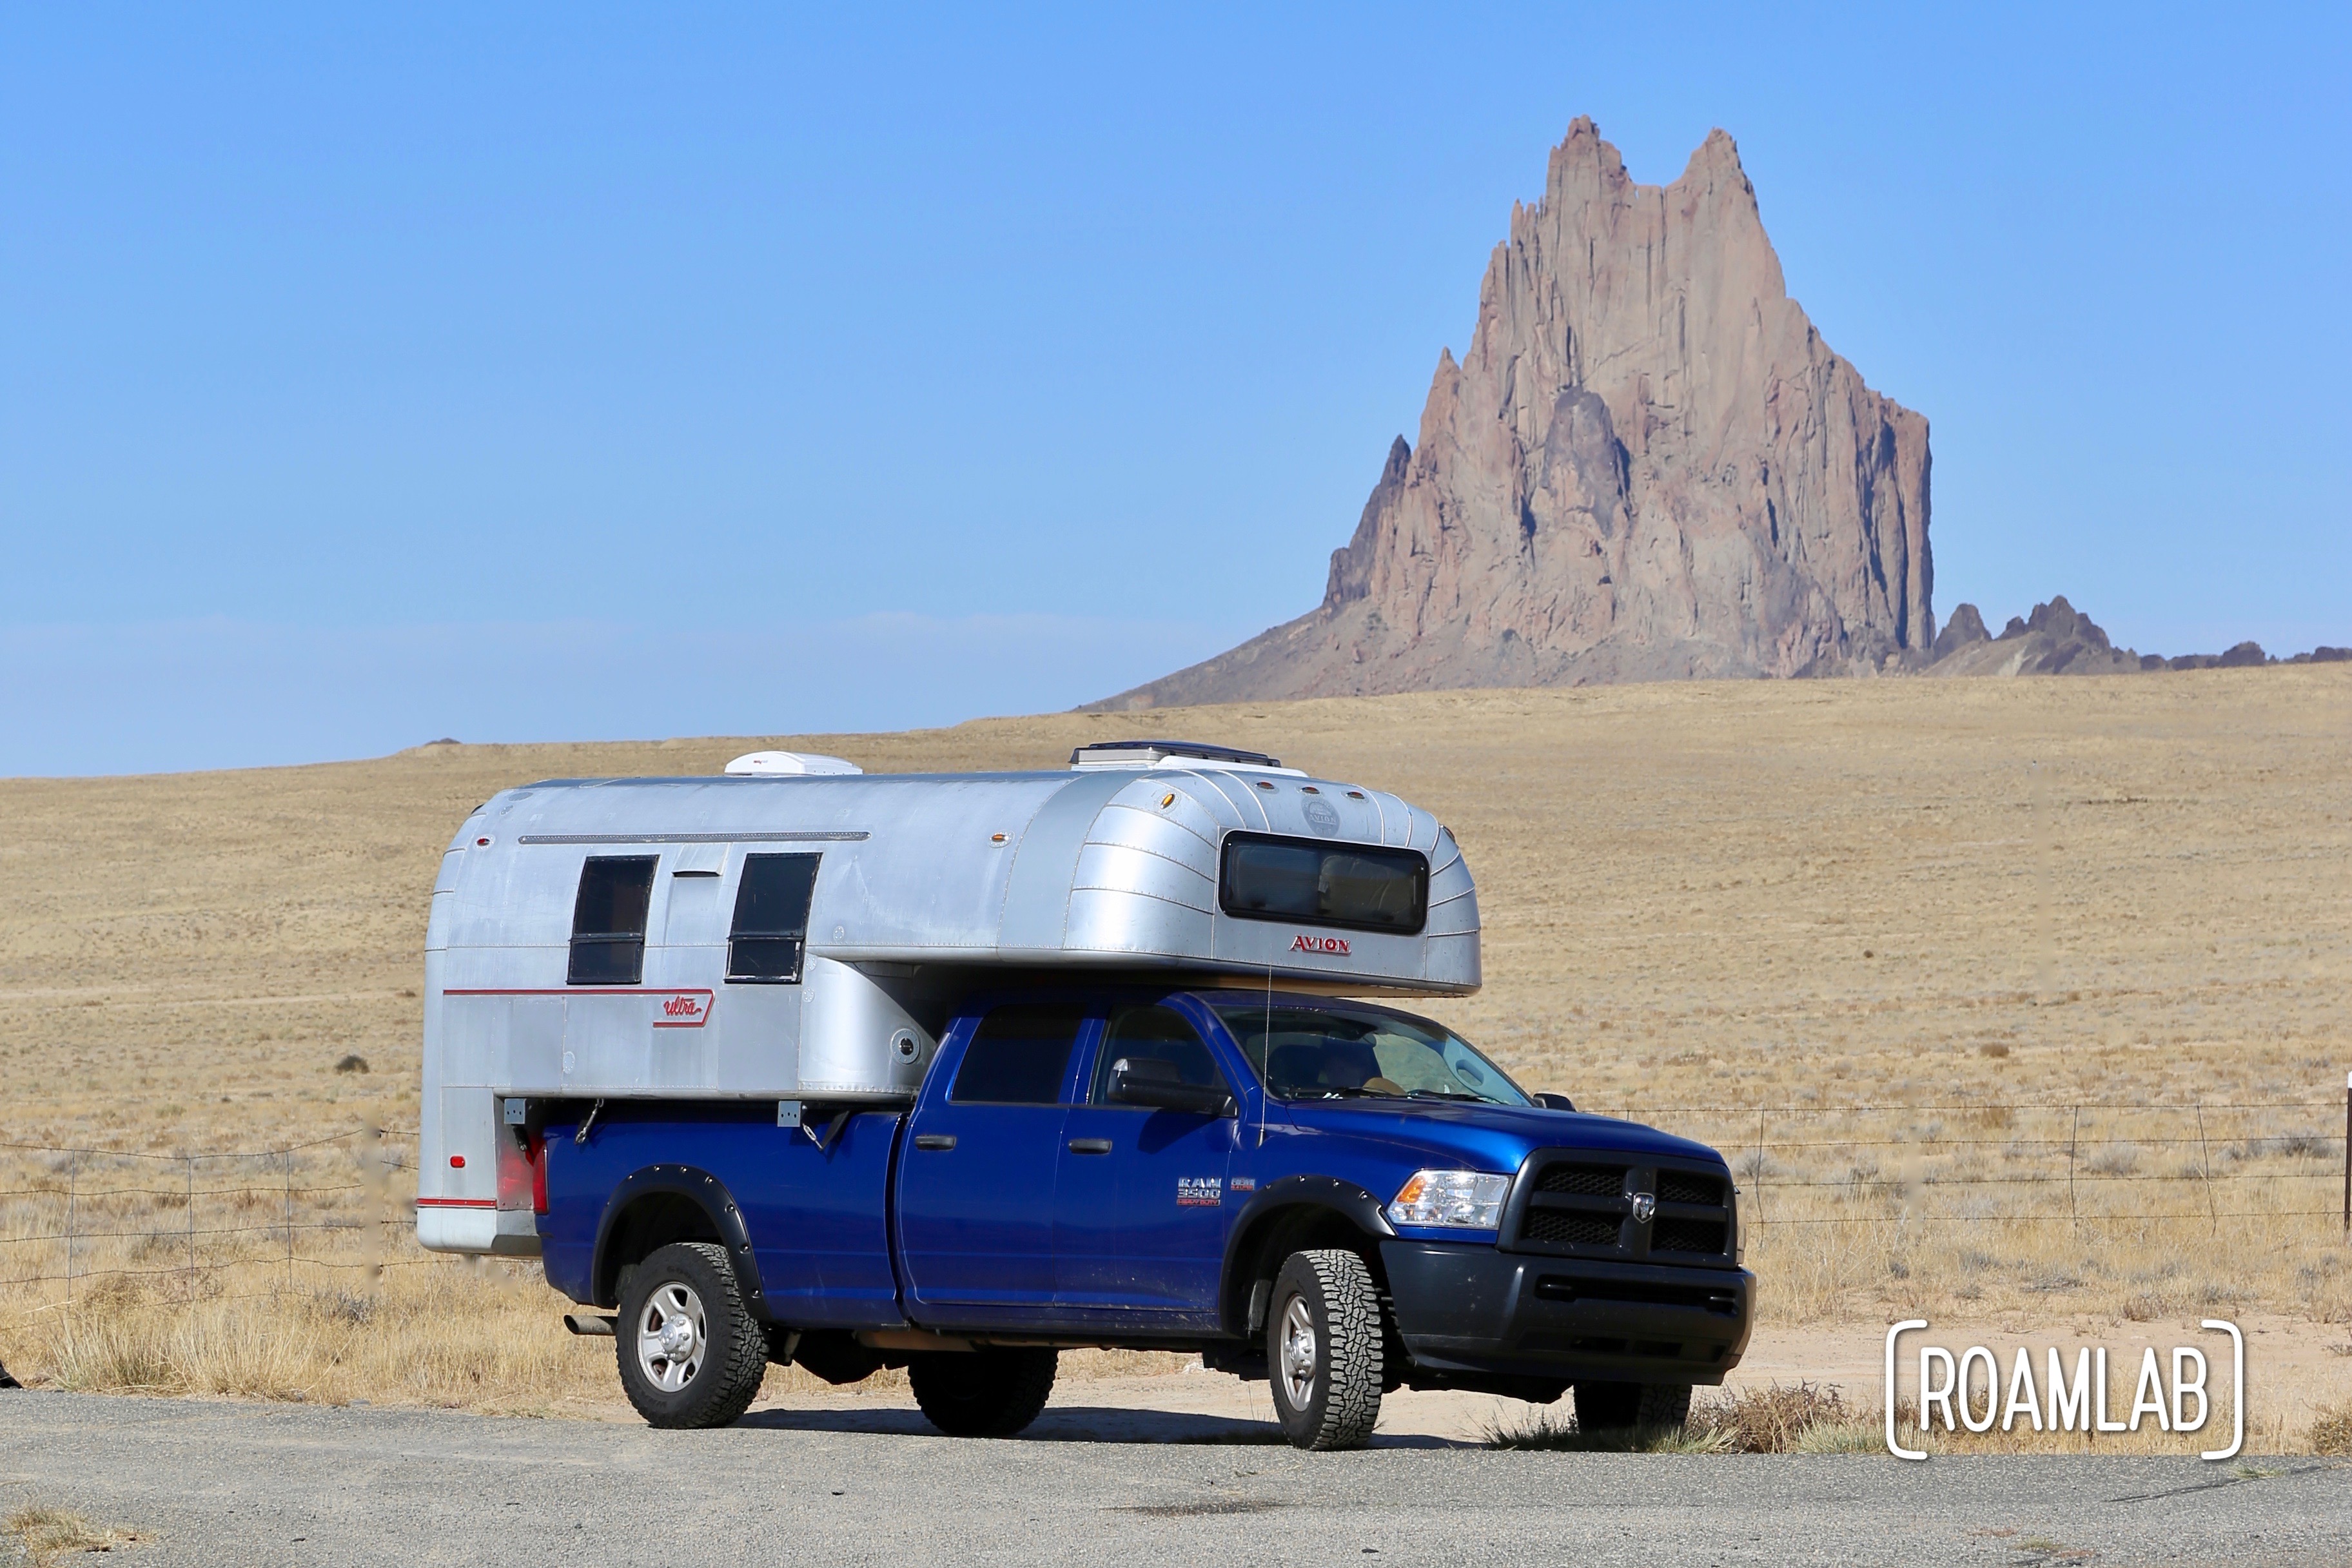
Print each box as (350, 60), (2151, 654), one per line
(1281, 1099), (1727, 1176)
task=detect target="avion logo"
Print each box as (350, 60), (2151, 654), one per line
(1291, 934), (1351, 956)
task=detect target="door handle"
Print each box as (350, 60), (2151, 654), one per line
(913, 1134), (956, 1152)
(1066, 1138), (1113, 1155)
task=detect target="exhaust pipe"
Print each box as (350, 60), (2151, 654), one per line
(564, 1313), (618, 1337)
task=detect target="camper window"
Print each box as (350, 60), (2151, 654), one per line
(727, 853), (821, 984)
(568, 856), (658, 985)
(1218, 832), (1429, 935)
(950, 1004), (1085, 1106)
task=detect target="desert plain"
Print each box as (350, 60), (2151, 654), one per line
(3, 667), (2347, 1450)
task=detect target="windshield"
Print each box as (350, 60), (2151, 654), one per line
(1210, 1001), (1531, 1107)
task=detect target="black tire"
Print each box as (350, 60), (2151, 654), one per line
(614, 1240), (769, 1429)
(906, 1348), (1059, 1438)
(1574, 1380), (1692, 1434)
(1266, 1249), (1385, 1451)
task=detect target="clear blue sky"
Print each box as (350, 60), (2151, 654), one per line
(3, 3), (2346, 776)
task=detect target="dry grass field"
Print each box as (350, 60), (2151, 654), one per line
(3, 668), (2348, 1446)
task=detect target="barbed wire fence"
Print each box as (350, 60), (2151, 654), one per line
(0, 1127), (425, 1317)
(4, 1086), (2347, 1320)
(1590, 1094), (2351, 1233)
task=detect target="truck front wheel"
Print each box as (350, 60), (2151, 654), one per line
(1266, 1249), (1385, 1451)
(615, 1241), (769, 1429)
(906, 1348), (1058, 1437)
(1574, 1379), (1692, 1435)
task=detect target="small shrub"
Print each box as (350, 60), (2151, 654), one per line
(6, 1505), (142, 1564)
(316, 1289), (375, 1328)
(2081, 1143), (2139, 1177)
(2308, 1402), (2352, 1456)
(1481, 1408), (1732, 1453)
(1694, 1382), (1856, 1453)
(333, 1055), (369, 1074)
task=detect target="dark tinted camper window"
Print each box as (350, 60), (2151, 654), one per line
(727, 853), (820, 984)
(950, 1004), (1085, 1106)
(1219, 833), (1429, 934)
(569, 856), (658, 985)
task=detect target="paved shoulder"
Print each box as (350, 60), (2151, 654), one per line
(1, 1394), (2345, 1567)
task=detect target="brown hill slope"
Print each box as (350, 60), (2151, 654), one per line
(1093, 119), (1932, 710)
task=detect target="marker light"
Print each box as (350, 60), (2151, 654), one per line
(1387, 1170), (1510, 1229)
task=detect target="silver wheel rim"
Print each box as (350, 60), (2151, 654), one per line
(635, 1280), (708, 1393)
(1278, 1294), (1317, 1410)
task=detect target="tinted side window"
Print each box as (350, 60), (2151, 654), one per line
(1091, 1006), (1226, 1104)
(1219, 833), (1429, 934)
(569, 856), (658, 985)
(727, 853), (820, 984)
(950, 1004), (1084, 1106)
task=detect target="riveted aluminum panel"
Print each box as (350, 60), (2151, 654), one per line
(1424, 829), (1481, 938)
(997, 770), (1135, 953)
(1085, 799), (1222, 878)
(1063, 886), (1216, 959)
(1072, 841), (1216, 913)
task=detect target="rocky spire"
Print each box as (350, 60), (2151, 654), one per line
(1092, 119), (1934, 708)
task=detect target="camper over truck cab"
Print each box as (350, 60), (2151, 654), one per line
(418, 739), (1750, 1449)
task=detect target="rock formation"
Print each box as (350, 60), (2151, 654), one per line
(1091, 118), (1934, 709)
(1923, 596), (2143, 678)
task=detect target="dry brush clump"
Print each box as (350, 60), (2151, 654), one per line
(5, 1505), (143, 1565)
(2308, 1401), (2352, 1456)
(1481, 1383), (1875, 1453)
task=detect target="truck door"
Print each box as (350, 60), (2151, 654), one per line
(1052, 1003), (1237, 1326)
(894, 1002), (1088, 1328)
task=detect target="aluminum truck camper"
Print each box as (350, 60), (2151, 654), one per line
(418, 739), (1751, 1449)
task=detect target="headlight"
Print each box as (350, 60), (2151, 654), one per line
(1387, 1170), (1511, 1229)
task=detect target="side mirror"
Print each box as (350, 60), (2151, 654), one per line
(1535, 1092), (1578, 1112)
(1109, 1057), (1235, 1117)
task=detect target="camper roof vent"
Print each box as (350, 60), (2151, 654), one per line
(1069, 740), (1300, 774)
(724, 750), (864, 777)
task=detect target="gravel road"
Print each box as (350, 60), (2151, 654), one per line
(2, 1391), (2345, 1567)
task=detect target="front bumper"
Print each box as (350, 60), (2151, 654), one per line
(1381, 1239), (1751, 1386)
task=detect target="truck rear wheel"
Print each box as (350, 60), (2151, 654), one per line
(1266, 1249), (1384, 1451)
(906, 1348), (1058, 1438)
(1574, 1379), (1692, 1435)
(615, 1241), (769, 1429)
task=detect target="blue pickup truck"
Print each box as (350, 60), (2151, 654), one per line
(421, 744), (1751, 1449)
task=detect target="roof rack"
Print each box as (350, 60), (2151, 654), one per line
(1068, 738), (1288, 772)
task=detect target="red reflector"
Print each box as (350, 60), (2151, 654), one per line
(449, 1154), (466, 1168)
(530, 1133), (549, 1215)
